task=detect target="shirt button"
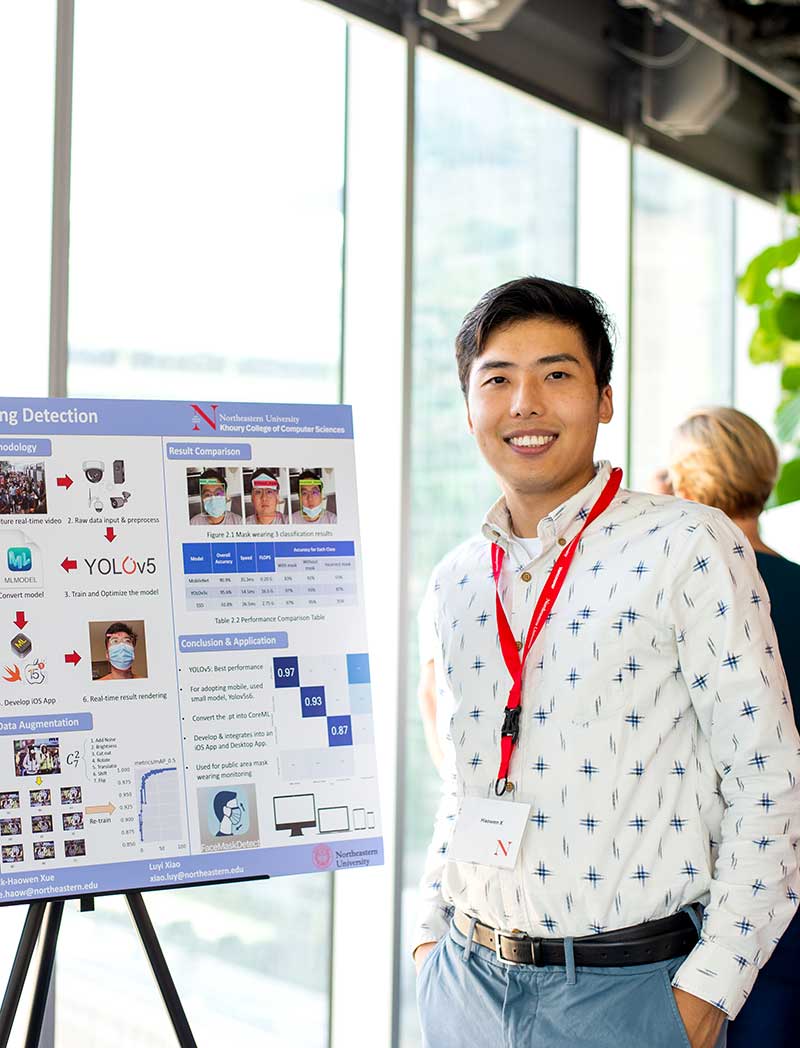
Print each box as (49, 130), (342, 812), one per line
(521, 571), (532, 583)
(516, 640), (523, 651)
(558, 537), (567, 547)
(505, 781), (515, 793)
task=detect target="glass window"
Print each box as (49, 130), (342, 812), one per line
(630, 149), (735, 487)
(60, 2), (345, 1044)
(400, 49), (577, 1048)
(0, 2), (56, 395)
(735, 194), (800, 561)
(67, 0), (345, 403)
(576, 123), (631, 472)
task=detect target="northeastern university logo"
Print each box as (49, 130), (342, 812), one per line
(312, 844), (333, 870)
(190, 404), (218, 431)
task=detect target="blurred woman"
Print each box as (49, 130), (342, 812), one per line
(669, 406), (800, 1048)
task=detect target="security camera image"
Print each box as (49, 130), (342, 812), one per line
(60, 786), (82, 806)
(13, 738), (60, 777)
(0, 818), (22, 836)
(29, 789), (51, 807)
(0, 461), (47, 515)
(0, 792), (20, 810)
(31, 815), (53, 834)
(1, 844), (23, 864)
(33, 840), (55, 861)
(62, 812), (84, 831)
(64, 839), (86, 858)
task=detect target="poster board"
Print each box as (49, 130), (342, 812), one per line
(0, 398), (382, 904)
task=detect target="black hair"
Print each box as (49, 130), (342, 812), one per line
(213, 790), (238, 822)
(298, 470), (323, 489)
(455, 276), (615, 397)
(198, 468), (227, 488)
(104, 622), (136, 646)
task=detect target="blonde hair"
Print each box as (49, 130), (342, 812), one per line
(669, 406), (778, 518)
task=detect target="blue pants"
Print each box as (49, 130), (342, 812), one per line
(417, 920), (728, 1048)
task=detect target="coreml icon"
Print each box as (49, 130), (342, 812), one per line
(7, 547), (31, 572)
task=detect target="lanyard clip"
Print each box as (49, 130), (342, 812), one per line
(500, 705), (521, 743)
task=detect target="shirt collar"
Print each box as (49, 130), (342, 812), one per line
(481, 461), (614, 553)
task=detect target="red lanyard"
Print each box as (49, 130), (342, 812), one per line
(491, 468), (623, 796)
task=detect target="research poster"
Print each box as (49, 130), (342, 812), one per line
(0, 398), (383, 904)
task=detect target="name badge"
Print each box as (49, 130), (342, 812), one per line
(447, 796), (530, 870)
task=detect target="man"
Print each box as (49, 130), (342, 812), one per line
(213, 790), (243, 836)
(189, 468), (243, 525)
(245, 468), (287, 524)
(98, 622), (138, 681)
(414, 277), (800, 1048)
(291, 471), (337, 524)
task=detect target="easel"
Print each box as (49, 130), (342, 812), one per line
(0, 893), (197, 1048)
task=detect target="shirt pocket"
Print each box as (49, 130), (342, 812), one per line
(568, 633), (631, 725)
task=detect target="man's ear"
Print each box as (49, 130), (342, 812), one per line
(599, 385), (613, 425)
(466, 398), (474, 435)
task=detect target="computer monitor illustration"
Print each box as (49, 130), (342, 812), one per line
(273, 793), (316, 837)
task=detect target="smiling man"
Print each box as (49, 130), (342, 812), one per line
(413, 277), (800, 1048)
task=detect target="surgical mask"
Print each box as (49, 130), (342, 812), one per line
(203, 495), (227, 517)
(302, 500), (325, 519)
(108, 643), (135, 670)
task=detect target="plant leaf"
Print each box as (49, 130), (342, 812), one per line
(775, 291), (800, 340)
(749, 326), (782, 364)
(783, 192), (800, 217)
(776, 392), (800, 443)
(781, 365), (800, 391)
(773, 456), (800, 507)
(737, 237), (800, 305)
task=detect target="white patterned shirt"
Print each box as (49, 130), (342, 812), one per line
(415, 462), (800, 1019)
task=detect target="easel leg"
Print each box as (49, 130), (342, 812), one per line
(125, 892), (197, 1048)
(0, 902), (46, 1048)
(24, 900), (63, 1048)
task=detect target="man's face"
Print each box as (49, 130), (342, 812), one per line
(301, 484), (322, 509)
(106, 631), (134, 654)
(224, 799), (242, 825)
(252, 484), (279, 517)
(466, 318), (613, 500)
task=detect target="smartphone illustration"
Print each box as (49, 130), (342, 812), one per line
(113, 460), (125, 484)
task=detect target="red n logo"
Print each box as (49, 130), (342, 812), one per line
(190, 404), (218, 431)
(495, 839), (511, 858)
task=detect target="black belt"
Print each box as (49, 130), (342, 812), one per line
(453, 908), (700, 967)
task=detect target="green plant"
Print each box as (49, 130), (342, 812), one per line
(737, 193), (800, 507)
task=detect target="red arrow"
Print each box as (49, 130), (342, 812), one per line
(64, 651), (81, 666)
(13, 612), (27, 630)
(56, 475), (73, 490)
(105, 527), (116, 543)
(61, 557), (77, 573)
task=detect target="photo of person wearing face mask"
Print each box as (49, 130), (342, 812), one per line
(245, 468), (287, 525)
(189, 468), (243, 525)
(90, 620), (149, 681)
(98, 622), (139, 681)
(290, 469), (338, 524)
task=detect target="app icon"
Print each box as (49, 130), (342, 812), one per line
(7, 547), (32, 572)
(10, 633), (32, 658)
(25, 662), (46, 685)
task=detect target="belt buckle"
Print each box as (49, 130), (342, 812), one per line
(495, 929), (528, 966)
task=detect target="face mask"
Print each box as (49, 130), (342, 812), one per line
(203, 495), (227, 517)
(108, 643), (134, 670)
(302, 500), (325, 519)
